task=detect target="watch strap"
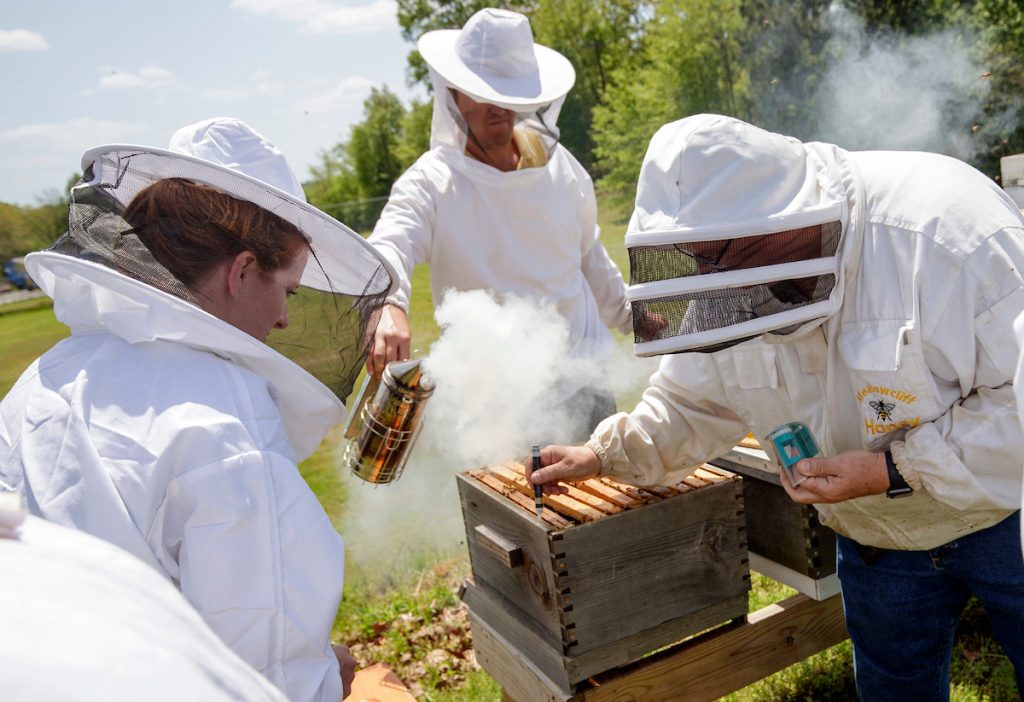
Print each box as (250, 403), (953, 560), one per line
(884, 449), (913, 498)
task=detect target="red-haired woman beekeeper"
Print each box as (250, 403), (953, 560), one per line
(0, 118), (396, 702)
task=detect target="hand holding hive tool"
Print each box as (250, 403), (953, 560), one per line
(531, 444), (543, 517)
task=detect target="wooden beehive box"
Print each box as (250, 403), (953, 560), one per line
(711, 437), (839, 599)
(457, 462), (749, 696)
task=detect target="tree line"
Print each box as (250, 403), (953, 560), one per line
(306, 0), (1024, 231)
(0, 175), (74, 263)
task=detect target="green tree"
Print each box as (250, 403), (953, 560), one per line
(739, 0), (833, 137)
(306, 87), (412, 231)
(970, 0), (1024, 180)
(592, 0), (750, 198)
(348, 87), (407, 198)
(530, 0), (644, 171)
(395, 98), (433, 167)
(833, 0), (1023, 178)
(0, 203), (31, 262)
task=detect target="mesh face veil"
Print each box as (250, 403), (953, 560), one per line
(626, 115), (849, 356)
(428, 71), (565, 164)
(51, 146), (395, 403)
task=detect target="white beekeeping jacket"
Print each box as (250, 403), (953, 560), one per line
(589, 116), (1024, 550)
(0, 254), (347, 702)
(0, 506), (288, 702)
(370, 73), (631, 363)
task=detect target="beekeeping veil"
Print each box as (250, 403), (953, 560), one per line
(417, 7), (575, 163)
(44, 118), (396, 404)
(626, 114), (849, 356)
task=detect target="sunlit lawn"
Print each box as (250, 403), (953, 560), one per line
(0, 200), (1018, 700)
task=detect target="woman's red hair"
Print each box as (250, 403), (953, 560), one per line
(123, 178), (307, 286)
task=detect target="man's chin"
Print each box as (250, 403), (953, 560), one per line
(483, 125), (513, 145)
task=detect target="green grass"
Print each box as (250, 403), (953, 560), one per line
(0, 297), (67, 397)
(2, 200), (1020, 701)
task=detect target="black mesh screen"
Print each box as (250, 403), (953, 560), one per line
(629, 221), (842, 285)
(632, 274), (836, 353)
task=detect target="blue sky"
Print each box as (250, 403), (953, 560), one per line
(0, 0), (421, 205)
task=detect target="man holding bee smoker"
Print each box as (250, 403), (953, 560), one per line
(530, 114), (1024, 700)
(367, 8), (668, 438)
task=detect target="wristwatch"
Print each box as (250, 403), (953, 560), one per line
(884, 449), (913, 498)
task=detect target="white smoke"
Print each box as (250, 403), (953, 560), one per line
(814, 3), (1005, 159)
(423, 290), (593, 465)
(337, 290), (658, 579)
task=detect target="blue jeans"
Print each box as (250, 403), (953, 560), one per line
(837, 512), (1024, 701)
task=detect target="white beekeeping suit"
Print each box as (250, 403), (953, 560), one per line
(533, 113), (1024, 701)
(1013, 306), (1024, 553)
(0, 119), (395, 702)
(369, 9), (632, 416)
(0, 497), (287, 702)
(592, 113), (1024, 551)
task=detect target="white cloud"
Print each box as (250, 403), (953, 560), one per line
(99, 66), (176, 90)
(0, 119), (151, 203)
(201, 86), (252, 101)
(0, 29), (48, 52)
(1, 118), (145, 151)
(231, 0), (397, 35)
(294, 76), (375, 114)
(201, 70), (303, 102)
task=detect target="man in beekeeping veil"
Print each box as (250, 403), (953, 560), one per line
(532, 114), (1024, 699)
(369, 8), (656, 437)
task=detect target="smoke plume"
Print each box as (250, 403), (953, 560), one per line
(755, 2), (1019, 160)
(338, 290), (657, 579)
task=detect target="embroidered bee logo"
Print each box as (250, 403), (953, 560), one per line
(869, 397), (896, 421)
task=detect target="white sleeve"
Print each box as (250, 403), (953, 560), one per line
(0, 362), (35, 493)
(582, 237), (633, 334)
(159, 451), (344, 702)
(368, 165), (437, 311)
(573, 162), (632, 334)
(5, 516), (289, 702)
(588, 352), (749, 485)
(0, 400), (12, 492)
(890, 228), (1024, 511)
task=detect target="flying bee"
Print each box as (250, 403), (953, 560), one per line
(869, 398), (896, 421)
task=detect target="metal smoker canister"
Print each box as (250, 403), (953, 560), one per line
(342, 358), (435, 484)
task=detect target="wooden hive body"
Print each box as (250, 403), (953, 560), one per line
(711, 437), (839, 598)
(457, 463), (749, 693)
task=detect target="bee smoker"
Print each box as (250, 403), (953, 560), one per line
(342, 359), (435, 484)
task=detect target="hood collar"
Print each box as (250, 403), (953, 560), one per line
(26, 252), (341, 461)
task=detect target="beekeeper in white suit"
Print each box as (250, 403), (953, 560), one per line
(368, 8), (658, 436)
(0, 495), (287, 701)
(0, 118), (396, 701)
(531, 114), (1024, 699)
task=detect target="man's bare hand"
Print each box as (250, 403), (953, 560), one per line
(526, 445), (602, 495)
(781, 450), (889, 504)
(636, 309), (669, 340)
(368, 304), (411, 377)
(333, 643), (357, 700)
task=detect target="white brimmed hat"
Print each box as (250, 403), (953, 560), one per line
(417, 8), (575, 111)
(78, 143), (395, 295)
